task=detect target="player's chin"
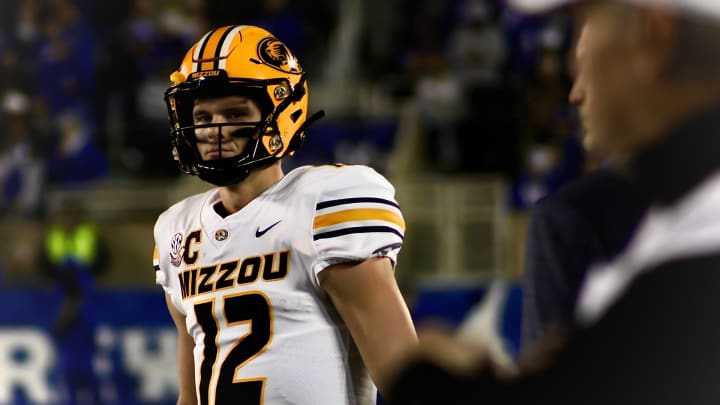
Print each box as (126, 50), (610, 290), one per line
(583, 132), (617, 161)
(581, 130), (599, 153)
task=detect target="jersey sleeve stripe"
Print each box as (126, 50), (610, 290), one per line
(316, 197), (399, 210)
(313, 208), (405, 231)
(153, 246), (160, 271)
(313, 226), (404, 241)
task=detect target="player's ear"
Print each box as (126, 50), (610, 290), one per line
(629, 6), (678, 83)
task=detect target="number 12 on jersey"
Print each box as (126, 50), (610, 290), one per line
(194, 292), (273, 405)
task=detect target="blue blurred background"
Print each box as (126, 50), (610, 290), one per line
(0, 0), (586, 403)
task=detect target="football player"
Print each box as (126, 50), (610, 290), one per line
(152, 25), (417, 405)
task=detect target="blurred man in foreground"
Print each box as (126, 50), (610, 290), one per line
(385, 1), (720, 403)
(520, 166), (649, 353)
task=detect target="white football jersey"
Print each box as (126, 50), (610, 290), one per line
(153, 164), (405, 405)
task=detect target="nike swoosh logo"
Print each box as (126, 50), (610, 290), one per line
(255, 220), (282, 237)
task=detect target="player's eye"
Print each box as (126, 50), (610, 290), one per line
(194, 113), (211, 124)
(227, 110), (251, 121)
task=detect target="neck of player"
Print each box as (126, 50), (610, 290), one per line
(218, 161), (284, 214)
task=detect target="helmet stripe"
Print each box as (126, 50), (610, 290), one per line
(212, 26), (235, 70)
(199, 27), (230, 71)
(192, 29), (214, 72)
(218, 25), (246, 71)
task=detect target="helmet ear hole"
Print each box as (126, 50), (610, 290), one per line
(290, 109), (302, 123)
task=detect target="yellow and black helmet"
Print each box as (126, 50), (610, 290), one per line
(164, 25), (324, 186)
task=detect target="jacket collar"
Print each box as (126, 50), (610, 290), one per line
(629, 104), (720, 206)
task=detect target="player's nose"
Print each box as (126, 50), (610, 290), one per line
(569, 77), (584, 106)
(206, 116), (231, 141)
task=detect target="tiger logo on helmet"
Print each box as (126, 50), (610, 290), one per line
(258, 37), (302, 74)
(164, 25), (324, 186)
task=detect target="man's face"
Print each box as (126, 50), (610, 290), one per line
(192, 95), (262, 160)
(568, 2), (637, 158)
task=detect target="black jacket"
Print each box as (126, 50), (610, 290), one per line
(385, 106), (720, 405)
(521, 168), (648, 351)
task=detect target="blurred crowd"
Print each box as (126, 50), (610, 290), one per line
(378, 0), (583, 210)
(0, 0), (585, 221)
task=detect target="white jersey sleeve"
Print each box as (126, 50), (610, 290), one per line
(311, 165), (405, 276)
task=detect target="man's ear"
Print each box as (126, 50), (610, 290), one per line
(630, 7), (679, 82)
